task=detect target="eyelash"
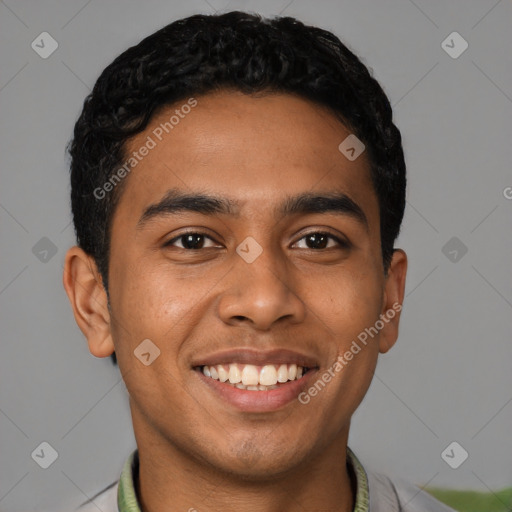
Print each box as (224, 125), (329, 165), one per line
(163, 230), (349, 250)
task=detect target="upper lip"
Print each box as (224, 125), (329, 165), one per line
(191, 348), (320, 368)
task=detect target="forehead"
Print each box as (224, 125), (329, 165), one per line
(114, 90), (378, 229)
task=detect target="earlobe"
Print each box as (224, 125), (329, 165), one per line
(378, 249), (407, 354)
(62, 246), (115, 358)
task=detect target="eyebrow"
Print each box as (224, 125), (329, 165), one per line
(136, 187), (368, 231)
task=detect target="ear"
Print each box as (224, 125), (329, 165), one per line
(378, 249), (407, 354)
(62, 246), (115, 358)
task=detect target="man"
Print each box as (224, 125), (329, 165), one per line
(63, 11), (454, 512)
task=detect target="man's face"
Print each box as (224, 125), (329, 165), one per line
(102, 90), (402, 476)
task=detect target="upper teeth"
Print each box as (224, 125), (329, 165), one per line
(202, 363), (305, 386)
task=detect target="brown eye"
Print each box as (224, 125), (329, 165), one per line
(179, 233), (205, 249)
(294, 232), (349, 250)
(305, 233), (329, 249)
(164, 232), (218, 250)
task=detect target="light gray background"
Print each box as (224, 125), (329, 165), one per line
(1, 1), (511, 511)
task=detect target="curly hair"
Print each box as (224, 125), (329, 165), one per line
(67, 11), (406, 364)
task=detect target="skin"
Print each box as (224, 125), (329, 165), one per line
(63, 90), (407, 512)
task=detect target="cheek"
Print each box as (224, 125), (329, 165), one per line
(310, 266), (383, 339)
(306, 274), (382, 412)
(113, 255), (180, 315)
(109, 259), (214, 358)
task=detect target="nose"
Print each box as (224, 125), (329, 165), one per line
(217, 248), (307, 330)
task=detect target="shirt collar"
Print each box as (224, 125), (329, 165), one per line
(118, 446), (369, 512)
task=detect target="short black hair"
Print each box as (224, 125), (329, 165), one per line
(67, 11), (406, 366)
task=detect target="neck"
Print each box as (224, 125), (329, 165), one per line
(131, 416), (356, 512)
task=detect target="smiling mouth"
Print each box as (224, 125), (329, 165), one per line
(195, 363), (316, 391)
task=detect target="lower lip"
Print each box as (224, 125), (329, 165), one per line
(194, 368), (318, 413)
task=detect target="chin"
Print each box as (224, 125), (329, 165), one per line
(202, 440), (308, 481)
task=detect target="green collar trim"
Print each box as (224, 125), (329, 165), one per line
(347, 446), (370, 512)
(118, 447), (369, 512)
(118, 450), (140, 512)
